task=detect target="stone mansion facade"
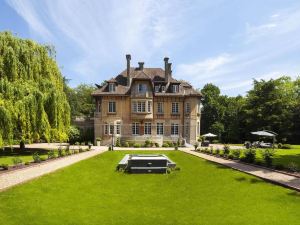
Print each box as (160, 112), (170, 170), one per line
(92, 55), (202, 146)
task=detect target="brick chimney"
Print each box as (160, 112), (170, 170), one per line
(138, 62), (144, 70)
(126, 54), (131, 86)
(164, 57), (171, 83)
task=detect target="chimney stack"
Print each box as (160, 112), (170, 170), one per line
(138, 62), (144, 70)
(126, 54), (131, 86)
(164, 57), (171, 83)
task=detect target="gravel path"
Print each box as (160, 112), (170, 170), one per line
(0, 147), (107, 192)
(182, 149), (300, 191)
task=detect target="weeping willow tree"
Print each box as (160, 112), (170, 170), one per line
(0, 31), (70, 146)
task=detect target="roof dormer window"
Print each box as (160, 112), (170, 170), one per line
(172, 85), (179, 93)
(161, 86), (166, 92)
(155, 86), (160, 92)
(109, 83), (116, 92)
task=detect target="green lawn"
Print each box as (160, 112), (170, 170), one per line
(1, 150), (300, 225)
(0, 149), (49, 165)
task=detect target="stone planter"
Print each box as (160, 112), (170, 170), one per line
(96, 141), (101, 146)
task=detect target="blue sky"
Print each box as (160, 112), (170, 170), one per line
(1, 0), (300, 96)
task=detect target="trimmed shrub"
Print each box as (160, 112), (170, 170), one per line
(277, 143), (282, 149)
(168, 142), (174, 147)
(133, 143), (141, 148)
(48, 150), (56, 159)
(223, 145), (230, 156)
(162, 143), (169, 147)
(261, 149), (276, 167)
(123, 142), (130, 147)
(25, 162), (30, 166)
(287, 162), (299, 172)
(144, 139), (152, 147)
(231, 149), (241, 160)
(242, 148), (256, 163)
(212, 140), (219, 144)
(12, 157), (23, 166)
(215, 148), (220, 155)
(41, 157), (47, 162)
(33, 152), (41, 163)
(228, 154), (234, 160)
(154, 143), (159, 147)
(65, 146), (71, 155)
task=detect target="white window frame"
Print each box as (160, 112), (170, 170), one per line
(104, 123), (108, 135)
(116, 122), (121, 135)
(172, 102), (179, 114)
(109, 83), (116, 92)
(155, 86), (159, 92)
(185, 102), (190, 113)
(171, 123), (179, 136)
(108, 101), (116, 113)
(144, 122), (152, 135)
(157, 123), (164, 135)
(132, 122), (140, 135)
(109, 124), (114, 135)
(147, 101), (151, 113)
(132, 101), (137, 113)
(157, 102), (163, 113)
(172, 85), (179, 93)
(161, 86), (165, 92)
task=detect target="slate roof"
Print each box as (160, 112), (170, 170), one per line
(92, 67), (202, 97)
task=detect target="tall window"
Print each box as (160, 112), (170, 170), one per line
(147, 101), (151, 113)
(197, 121), (200, 135)
(109, 83), (116, 92)
(104, 123), (108, 135)
(109, 124), (114, 135)
(132, 102), (137, 112)
(161, 86), (165, 92)
(185, 102), (190, 113)
(172, 85), (179, 93)
(138, 84), (147, 93)
(144, 123), (152, 135)
(132, 123), (140, 135)
(116, 122), (121, 135)
(155, 86), (159, 92)
(171, 123), (179, 136)
(108, 102), (116, 113)
(157, 123), (164, 135)
(172, 102), (179, 114)
(185, 122), (189, 136)
(137, 102), (146, 112)
(157, 102), (163, 113)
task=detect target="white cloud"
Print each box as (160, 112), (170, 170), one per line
(7, 0), (188, 83)
(6, 0), (53, 39)
(176, 53), (233, 77)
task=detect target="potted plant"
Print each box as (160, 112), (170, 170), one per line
(96, 137), (102, 146)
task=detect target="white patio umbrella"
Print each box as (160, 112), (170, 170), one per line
(202, 133), (217, 137)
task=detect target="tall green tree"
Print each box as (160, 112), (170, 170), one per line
(0, 31), (70, 145)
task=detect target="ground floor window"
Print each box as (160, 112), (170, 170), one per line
(157, 123), (164, 135)
(116, 122), (121, 135)
(171, 123), (179, 136)
(132, 122), (140, 135)
(144, 122), (152, 135)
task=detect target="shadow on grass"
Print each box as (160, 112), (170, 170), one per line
(234, 176), (265, 184)
(0, 147), (49, 157)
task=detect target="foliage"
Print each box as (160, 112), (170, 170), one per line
(68, 126), (80, 145)
(231, 149), (241, 159)
(115, 138), (121, 147)
(286, 162), (299, 172)
(12, 157), (22, 166)
(48, 150), (56, 159)
(32, 152), (41, 163)
(281, 144), (292, 149)
(0, 163), (8, 170)
(223, 145), (230, 155)
(261, 149), (276, 167)
(133, 143), (141, 148)
(0, 32), (70, 144)
(65, 84), (96, 117)
(242, 148), (256, 163)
